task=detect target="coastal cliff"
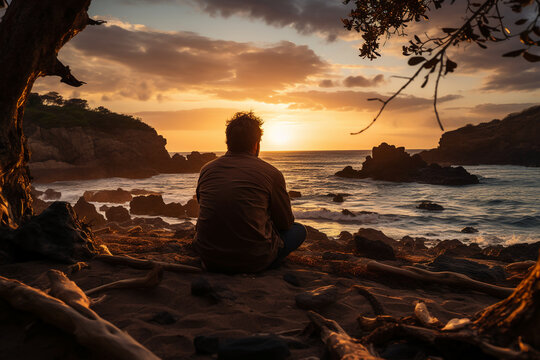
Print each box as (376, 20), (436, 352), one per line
(419, 105), (540, 167)
(24, 93), (216, 182)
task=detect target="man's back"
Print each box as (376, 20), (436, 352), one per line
(194, 152), (294, 273)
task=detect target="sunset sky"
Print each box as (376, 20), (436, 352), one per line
(29, 0), (540, 151)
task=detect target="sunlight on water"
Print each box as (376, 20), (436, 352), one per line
(35, 151), (540, 245)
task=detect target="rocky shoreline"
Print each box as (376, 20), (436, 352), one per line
(419, 105), (540, 167)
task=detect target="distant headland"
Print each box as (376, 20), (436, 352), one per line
(24, 93), (216, 183)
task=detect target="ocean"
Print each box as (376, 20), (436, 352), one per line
(34, 150), (540, 246)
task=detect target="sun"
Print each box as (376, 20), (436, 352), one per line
(263, 121), (295, 150)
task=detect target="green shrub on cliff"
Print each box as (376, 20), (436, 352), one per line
(24, 92), (155, 133)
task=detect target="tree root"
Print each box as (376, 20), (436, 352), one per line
(367, 260), (514, 298)
(95, 254), (201, 273)
(85, 265), (163, 296)
(0, 275), (160, 360)
(352, 285), (385, 315)
(307, 310), (382, 360)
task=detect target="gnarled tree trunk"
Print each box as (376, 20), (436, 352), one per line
(474, 251), (540, 349)
(0, 0), (99, 229)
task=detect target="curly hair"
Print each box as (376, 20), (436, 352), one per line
(225, 111), (264, 153)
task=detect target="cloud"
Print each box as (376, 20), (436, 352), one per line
(191, 0), (348, 41)
(267, 90), (461, 112)
(343, 74), (385, 87)
(318, 79), (335, 88)
(135, 108), (237, 130)
(37, 23), (328, 101)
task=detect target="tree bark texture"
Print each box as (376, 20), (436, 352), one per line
(474, 252), (540, 349)
(0, 0), (94, 229)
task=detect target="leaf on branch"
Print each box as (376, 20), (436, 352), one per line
(515, 19), (527, 25)
(421, 75), (429, 88)
(523, 52), (540, 62)
(423, 58), (439, 69)
(502, 49), (526, 57)
(408, 56), (426, 66)
(445, 59), (457, 75)
(367, 98), (384, 103)
(442, 28), (458, 34)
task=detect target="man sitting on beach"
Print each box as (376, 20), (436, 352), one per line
(194, 111), (306, 273)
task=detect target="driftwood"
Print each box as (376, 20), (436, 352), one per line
(474, 252), (540, 349)
(352, 285), (385, 315)
(0, 275), (160, 360)
(307, 311), (382, 360)
(86, 265), (163, 296)
(95, 254), (202, 273)
(47, 269), (93, 318)
(364, 323), (533, 359)
(366, 260), (514, 298)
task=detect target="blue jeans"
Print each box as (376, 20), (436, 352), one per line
(270, 222), (307, 268)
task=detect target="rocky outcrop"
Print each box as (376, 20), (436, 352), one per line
(419, 105), (540, 167)
(129, 195), (199, 219)
(73, 197), (106, 227)
(335, 143), (479, 185)
(24, 101), (217, 182)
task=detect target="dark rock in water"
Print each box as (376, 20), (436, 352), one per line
(0, 202), (98, 263)
(162, 202), (185, 218)
(105, 206), (131, 223)
(288, 190), (302, 199)
(332, 194), (344, 203)
(130, 195), (188, 218)
(295, 285), (338, 310)
(283, 272), (301, 287)
(419, 105), (540, 167)
(185, 198), (199, 218)
(130, 195), (167, 216)
(417, 201), (444, 211)
(148, 311), (177, 325)
(167, 151), (218, 173)
(428, 255), (506, 283)
(73, 197), (106, 227)
(341, 209), (355, 217)
(461, 226), (479, 233)
(338, 231), (353, 242)
(335, 142), (479, 185)
(194, 335), (220, 355)
(43, 188), (61, 200)
(353, 234), (396, 260)
(83, 188), (132, 203)
(130, 188), (161, 196)
(218, 336), (290, 360)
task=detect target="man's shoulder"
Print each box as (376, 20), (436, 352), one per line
(253, 157), (283, 177)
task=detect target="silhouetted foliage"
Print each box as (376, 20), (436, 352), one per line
(343, 0), (540, 134)
(24, 93), (155, 133)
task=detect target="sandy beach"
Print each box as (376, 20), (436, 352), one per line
(1, 222), (531, 359)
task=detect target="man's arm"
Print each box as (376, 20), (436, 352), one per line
(270, 171), (294, 231)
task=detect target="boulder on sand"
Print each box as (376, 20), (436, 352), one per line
(185, 198), (199, 218)
(0, 201), (98, 263)
(130, 195), (187, 218)
(353, 234), (396, 260)
(295, 285), (338, 310)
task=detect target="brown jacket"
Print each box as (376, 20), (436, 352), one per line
(194, 152), (294, 272)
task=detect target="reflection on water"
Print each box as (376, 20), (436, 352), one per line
(35, 150), (540, 245)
